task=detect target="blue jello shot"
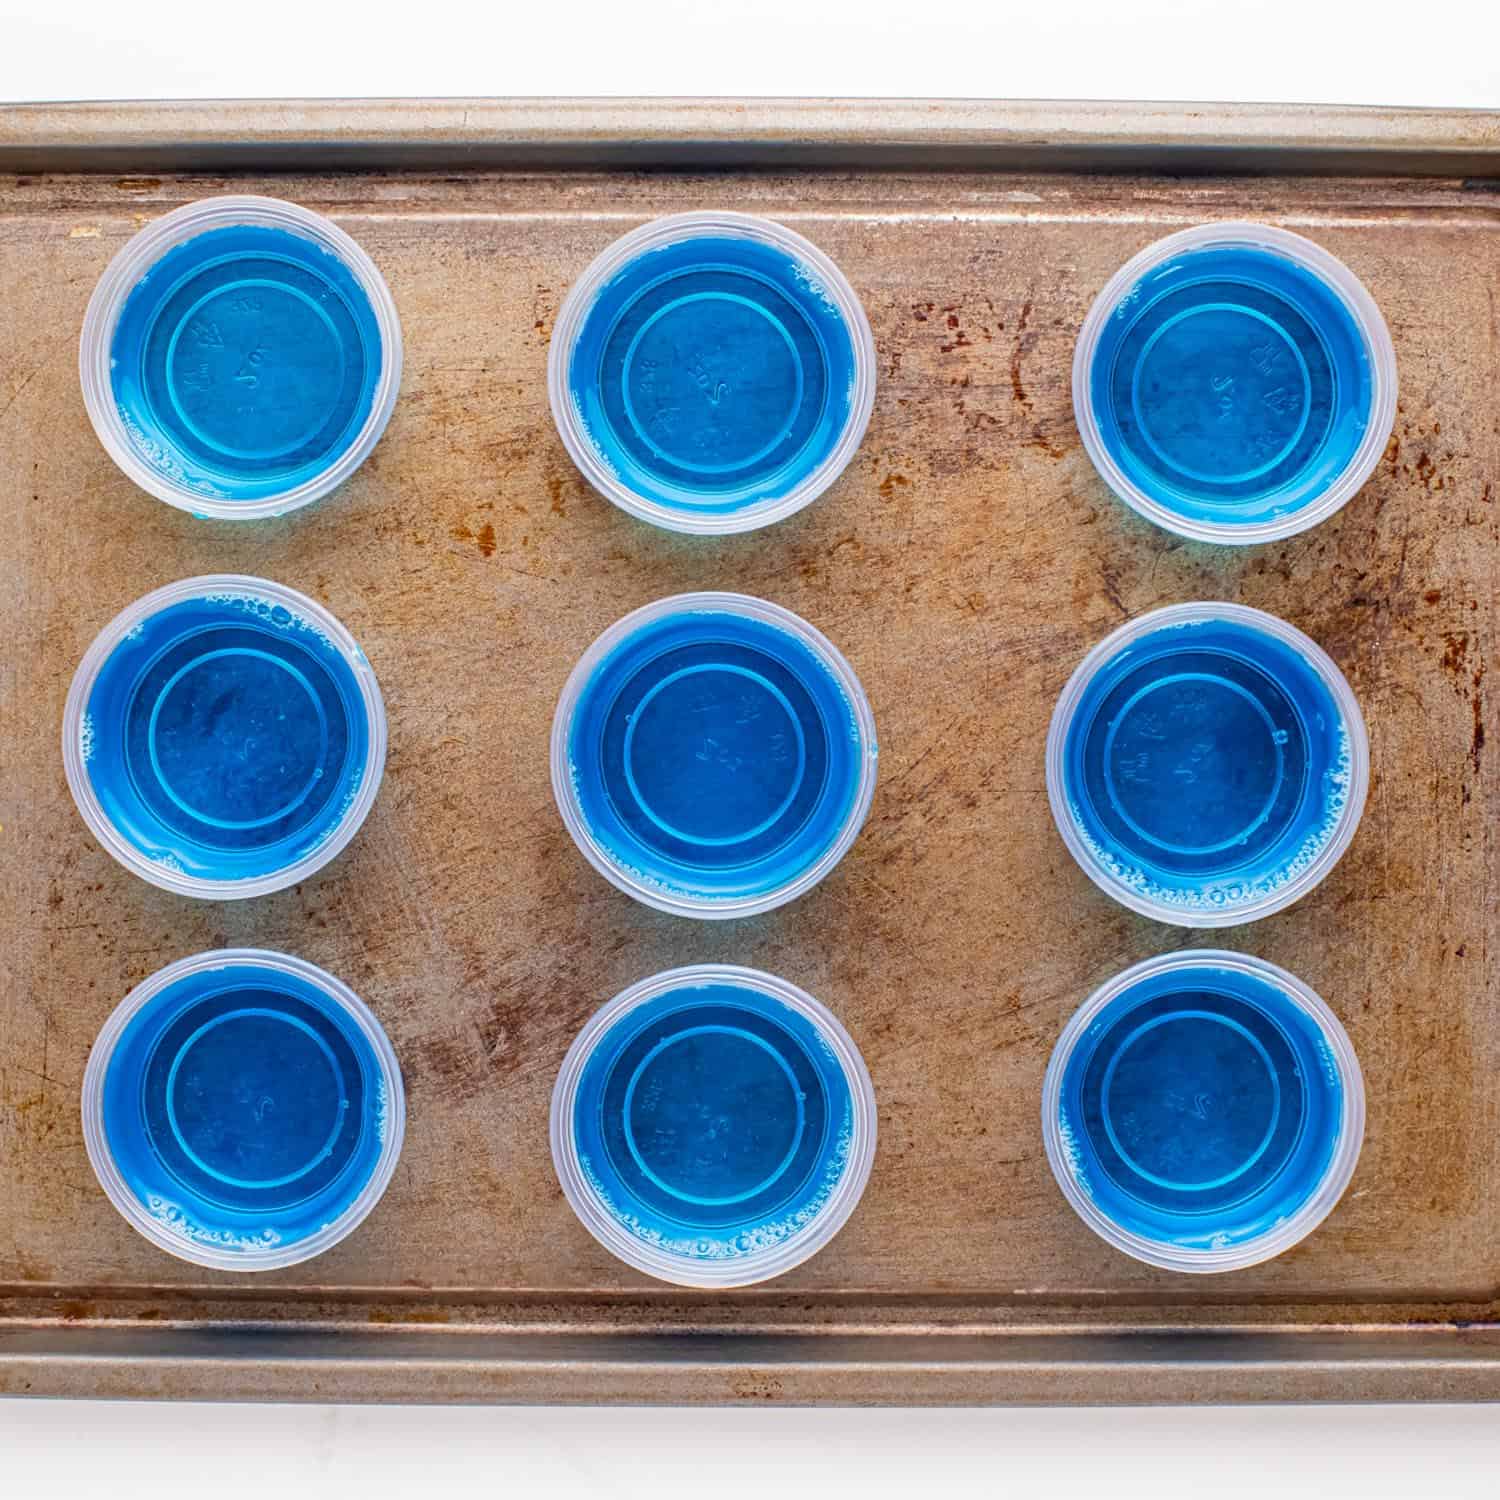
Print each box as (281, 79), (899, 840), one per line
(1043, 950), (1364, 1272)
(1046, 603), (1368, 927)
(548, 212), (876, 534)
(63, 576), (386, 899)
(552, 593), (878, 918)
(551, 965), (877, 1287)
(1073, 223), (1396, 543)
(80, 196), (402, 519)
(82, 949), (405, 1270)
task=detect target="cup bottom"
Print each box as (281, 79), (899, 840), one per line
(552, 967), (877, 1286)
(83, 951), (403, 1270)
(66, 580), (381, 896)
(109, 222), (385, 502)
(555, 596), (875, 916)
(1049, 605), (1365, 926)
(1044, 952), (1363, 1271)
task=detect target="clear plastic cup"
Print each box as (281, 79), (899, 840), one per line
(1042, 949), (1365, 1273)
(551, 592), (878, 919)
(63, 575), (387, 899)
(550, 964), (877, 1288)
(82, 948), (406, 1272)
(80, 195), (402, 520)
(547, 211), (876, 535)
(1045, 602), (1369, 927)
(1073, 222), (1397, 544)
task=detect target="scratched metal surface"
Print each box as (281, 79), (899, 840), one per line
(1, 117), (1498, 1400)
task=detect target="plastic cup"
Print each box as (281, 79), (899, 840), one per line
(80, 195), (402, 519)
(551, 592), (878, 919)
(1045, 602), (1368, 927)
(82, 948), (405, 1271)
(1073, 222), (1397, 544)
(1042, 949), (1364, 1272)
(547, 211), (876, 534)
(551, 964), (877, 1288)
(63, 575), (386, 899)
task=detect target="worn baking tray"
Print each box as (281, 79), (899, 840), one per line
(1, 99), (1498, 1405)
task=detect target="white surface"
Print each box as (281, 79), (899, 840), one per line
(3, 0), (1498, 1492)
(0, 0), (1497, 106)
(0, 1401), (1499, 1496)
(0, 1404), (1494, 1500)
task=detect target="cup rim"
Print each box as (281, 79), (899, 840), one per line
(1044, 601), (1369, 928)
(79, 194), (403, 520)
(546, 210), (877, 535)
(1041, 948), (1365, 1273)
(550, 591), (879, 919)
(62, 574), (388, 900)
(80, 947), (407, 1272)
(1071, 221), (1398, 545)
(549, 964), (878, 1287)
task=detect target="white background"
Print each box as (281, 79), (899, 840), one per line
(3, 1), (1498, 1494)
(1, 0), (1497, 106)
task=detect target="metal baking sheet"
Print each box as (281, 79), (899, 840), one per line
(1, 99), (1497, 1404)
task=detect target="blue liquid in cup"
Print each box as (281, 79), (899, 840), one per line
(98, 958), (395, 1257)
(1053, 959), (1347, 1255)
(571, 979), (856, 1260)
(1086, 242), (1377, 532)
(565, 605), (870, 906)
(110, 225), (384, 502)
(79, 590), (374, 886)
(565, 234), (863, 518)
(1057, 614), (1355, 916)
